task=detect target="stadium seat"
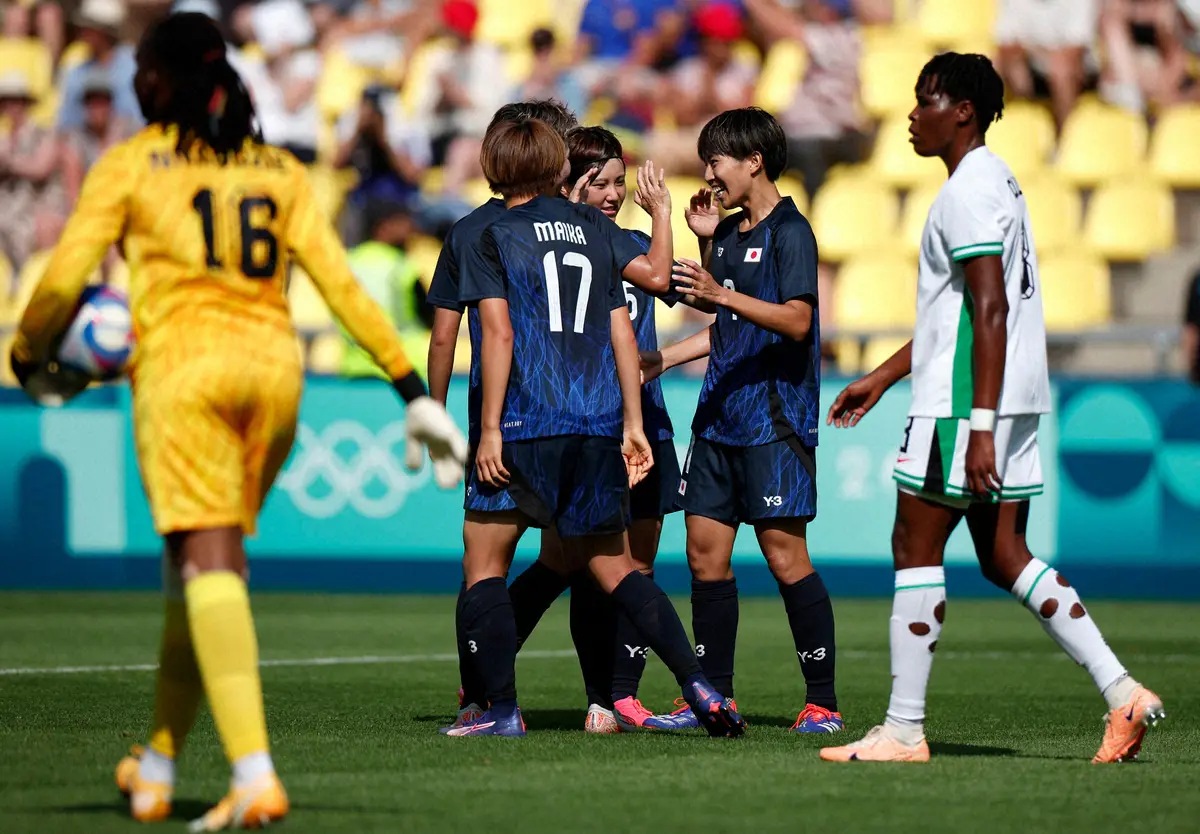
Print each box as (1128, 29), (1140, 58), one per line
(810, 176), (900, 262)
(0, 38), (52, 100)
(315, 47), (370, 123)
(868, 115), (945, 188)
(58, 40), (92, 75)
(1056, 102), (1148, 187)
(288, 268), (334, 331)
(1038, 252), (1112, 331)
(897, 181), (942, 257)
(860, 40), (929, 118)
(1149, 104), (1200, 188)
(665, 176), (710, 258)
(476, 0), (553, 49)
(858, 336), (911, 374)
(775, 174), (809, 215)
(754, 39), (807, 114)
(461, 178), (496, 209)
(986, 101), (1055, 179)
(1022, 175), (1082, 256)
(307, 331), (344, 375)
(917, 0), (997, 46)
(1082, 179), (1175, 261)
(832, 253), (917, 374)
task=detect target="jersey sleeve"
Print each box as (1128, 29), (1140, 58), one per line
(13, 142), (134, 364)
(426, 224), (464, 312)
(773, 217), (819, 304)
(941, 180), (1007, 263)
(458, 227), (507, 303)
(284, 161), (413, 380)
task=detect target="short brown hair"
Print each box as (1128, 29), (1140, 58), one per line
(566, 125), (624, 188)
(481, 118), (567, 199)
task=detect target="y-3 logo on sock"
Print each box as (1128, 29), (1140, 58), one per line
(468, 641), (478, 654)
(624, 645), (650, 659)
(797, 647), (827, 663)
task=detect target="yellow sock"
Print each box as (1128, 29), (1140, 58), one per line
(185, 571), (270, 764)
(147, 599), (204, 761)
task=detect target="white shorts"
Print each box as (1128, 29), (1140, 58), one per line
(892, 415), (1044, 508)
(995, 0), (1099, 49)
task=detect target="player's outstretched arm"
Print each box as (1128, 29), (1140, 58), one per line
(612, 307), (654, 487)
(12, 144), (132, 373)
(827, 340), (912, 428)
(640, 325), (711, 384)
(476, 297), (513, 487)
(962, 254), (1008, 496)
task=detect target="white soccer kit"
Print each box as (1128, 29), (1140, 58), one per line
(894, 146), (1052, 505)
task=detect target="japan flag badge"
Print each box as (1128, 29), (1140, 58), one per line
(744, 247), (762, 263)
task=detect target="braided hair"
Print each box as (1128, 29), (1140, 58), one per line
(138, 12), (261, 160)
(916, 52), (1006, 134)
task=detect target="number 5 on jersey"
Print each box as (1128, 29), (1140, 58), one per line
(542, 251), (593, 333)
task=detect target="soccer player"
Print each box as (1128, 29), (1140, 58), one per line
(643, 107), (843, 734)
(448, 116), (744, 738)
(820, 53), (1163, 764)
(8, 13), (467, 828)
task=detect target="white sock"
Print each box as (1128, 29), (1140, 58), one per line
(1011, 559), (1133, 709)
(884, 566), (946, 745)
(232, 751), (275, 789)
(138, 748), (176, 787)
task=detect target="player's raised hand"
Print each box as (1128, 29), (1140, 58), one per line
(684, 188), (720, 239)
(634, 160), (671, 218)
(622, 427), (655, 488)
(567, 164), (600, 204)
(964, 430), (1002, 497)
(826, 374), (888, 428)
(672, 258), (725, 306)
(475, 427), (510, 487)
(403, 396), (470, 489)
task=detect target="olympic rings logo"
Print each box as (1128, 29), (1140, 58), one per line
(277, 420), (429, 519)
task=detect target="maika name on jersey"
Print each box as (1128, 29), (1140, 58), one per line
(534, 222), (588, 244)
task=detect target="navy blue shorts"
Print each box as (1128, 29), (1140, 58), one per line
(629, 438), (683, 521)
(465, 435), (628, 538)
(676, 433), (817, 524)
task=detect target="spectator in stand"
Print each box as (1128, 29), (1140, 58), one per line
(747, 0), (870, 197)
(0, 71), (68, 291)
(1100, 0), (1196, 112)
(3, 0), (66, 64)
(57, 0), (143, 133)
(996, 0), (1099, 132)
(647, 3), (756, 174)
(62, 67), (135, 197)
(571, 0), (681, 117)
(1185, 266), (1200, 384)
(320, 0), (434, 71)
(519, 27), (586, 117)
(411, 0), (509, 196)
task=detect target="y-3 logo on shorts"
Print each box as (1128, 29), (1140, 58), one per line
(763, 495), (783, 507)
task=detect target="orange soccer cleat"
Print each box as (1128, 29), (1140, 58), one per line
(187, 773), (289, 832)
(115, 745), (174, 823)
(820, 725), (931, 763)
(1092, 685), (1165, 764)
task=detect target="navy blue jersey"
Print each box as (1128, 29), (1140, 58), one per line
(693, 197), (821, 447)
(460, 197), (633, 442)
(622, 229), (675, 442)
(426, 198), (507, 445)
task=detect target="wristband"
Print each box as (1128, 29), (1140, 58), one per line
(969, 408), (996, 433)
(392, 370), (428, 404)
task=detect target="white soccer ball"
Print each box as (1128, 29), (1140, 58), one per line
(57, 285), (134, 381)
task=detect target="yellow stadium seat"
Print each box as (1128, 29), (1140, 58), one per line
(665, 176), (710, 259)
(307, 331), (344, 375)
(1082, 179), (1175, 261)
(810, 176), (900, 262)
(58, 40), (92, 75)
(0, 38), (52, 99)
(832, 254), (917, 374)
(869, 115), (945, 187)
(732, 39), (763, 70)
(406, 234), (443, 292)
(917, 0), (997, 46)
(402, 38), (451, 118)
(897, 181), (942, 257)
(316, 48), (370, 123)
(653, 295), (685, 336)
(420, 166), (445, 194)
(1149, 104), (1200, 188)
(1038, 252), (1111, 331)
(861, 41), (929, 118)
(505, 47), (535, 88)
(0, 332), (16, 386)
(986, 101), (1055, 179)
(288, 268), (334, 331)
(754, 39), (807, 114)
(476, 0), (553, 49)
(0, 252), (13, 318)
(775, 174), (809, 216)
(461, 178), (497, 208)
(1022, 175), (1081, 256)
(1056, 102), (1148, 187)
(858, 337), (912, 374)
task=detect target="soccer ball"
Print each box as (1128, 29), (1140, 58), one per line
(57, 285), (134, 380)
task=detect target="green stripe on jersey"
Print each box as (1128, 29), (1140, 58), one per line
(951, 291), (975, 418)
(951, 242), (1004, 261)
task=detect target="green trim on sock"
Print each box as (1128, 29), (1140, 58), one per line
(1020, 565), (1053, 605)
(896, 582), (946, 591)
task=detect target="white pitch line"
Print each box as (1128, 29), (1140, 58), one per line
(1, 648), (1194, 677)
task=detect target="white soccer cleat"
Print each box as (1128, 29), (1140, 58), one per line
(584, 704), (621, 734)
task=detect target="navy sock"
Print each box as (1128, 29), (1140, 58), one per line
(509, 560), (571, 650)
(455, 582), (487, 707)
(610, 571), (701, 687)
(778, 571), (838, 711)
(461, 577), (518, 706)
(611, 570), (653, 701)
(569, 572), (616, 709)
(691, 578), (739, 700)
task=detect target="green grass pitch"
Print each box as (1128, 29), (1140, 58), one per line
(1, 592), (1198, 833)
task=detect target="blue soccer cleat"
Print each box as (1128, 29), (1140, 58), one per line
(682, 681), (745, 738)
(443, 707), (526, 737)
(791, 704), (844, 734)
